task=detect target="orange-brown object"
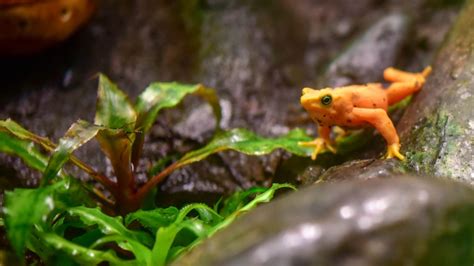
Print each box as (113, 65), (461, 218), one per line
(299, 66), (432, 161)
(0, 0), (96, 56)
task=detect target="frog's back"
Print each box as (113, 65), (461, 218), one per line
(334, 83), (388, 110)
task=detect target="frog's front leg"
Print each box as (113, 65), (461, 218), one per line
(299, 125), (336, 160)
(352, 108), (405, 160)
(333, 126), (349, 142)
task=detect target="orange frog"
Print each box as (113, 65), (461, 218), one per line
(299, 66), (432, 161)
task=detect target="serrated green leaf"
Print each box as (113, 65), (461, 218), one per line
(4, 182), (63, 259)
(175, 204), (222, 225)
(206, 184), (295, 237)
(149, 204), (223, 266)
(125, 207), (179, 233)
(176, 128), (312, 167)
(166, 184), (295, 263)
(41, 120), (102, 185)
(32, 231), (128, 265)
(91, 235), (152, 266)
(217, 187), (267, 217)
(95, 74), (137, 131)
(0, 131), (48, 172)
(66, 207), (153, 247)
(151, 222), (191, 266)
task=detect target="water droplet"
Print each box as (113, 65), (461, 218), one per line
(450, 67), (462, 80)
(45, 196), (54, 210)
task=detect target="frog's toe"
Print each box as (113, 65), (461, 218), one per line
(326, 143), (337, 154)
(311, 149), (319, 160)
(385, 143), (405, 161)
(298, 141), (315, 147)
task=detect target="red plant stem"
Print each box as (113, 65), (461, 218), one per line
(89, 188), (116, 215)
(134, 161), (181, 204)
(70, 156), (118, 194)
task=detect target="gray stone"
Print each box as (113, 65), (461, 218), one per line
(323, 13), (410, 87)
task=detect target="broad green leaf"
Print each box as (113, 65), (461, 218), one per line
(0, 131), (48, 172)
(95, 74), (137, 131)
(4, 182), (63, 258)
(176, 128), (312, 167)
(125, 207), (179, 233)
(0, 119), (114, 188)
(0, 119), (55, 151)
(135, 82), (221, 134)
(132, 82), (221, 165)
(41, 120), (102, 185)
(32, 231), (127, 265)
(66, 207), (153, 247)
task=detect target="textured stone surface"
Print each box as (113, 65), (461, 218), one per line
(398, 0), (474, 183)
(174, 177), (474, 266)
(323, 13), (410, 87)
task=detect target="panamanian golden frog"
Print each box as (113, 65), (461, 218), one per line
(0, 0), (96, 56)
(299, 66), (432, 161)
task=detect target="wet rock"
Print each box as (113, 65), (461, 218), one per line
(155, 156), (239, 207)
(323, 13), (410, 87)
(397, 0), (474, 183)
(195, 0), (307, 135)
(173, 99), (232, 141)
(174, 176), (474, 266)
(159, 0), (308, 199)
(318, 159), (405, 183)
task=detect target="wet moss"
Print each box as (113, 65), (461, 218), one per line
(403, 110), (468, 179)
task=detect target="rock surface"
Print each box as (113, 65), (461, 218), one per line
(323, 13), (410, 87)
(174, 176), (474, 266)
(398, 0), (474, 183)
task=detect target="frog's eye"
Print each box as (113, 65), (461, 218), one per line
(321, 95), (332, 106)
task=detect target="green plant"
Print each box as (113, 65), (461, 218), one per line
(0, 75), (311, 263)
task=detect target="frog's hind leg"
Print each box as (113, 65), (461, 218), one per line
(384, 66), (432, 105)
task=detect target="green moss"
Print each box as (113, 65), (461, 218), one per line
(403, 109), (465, 176)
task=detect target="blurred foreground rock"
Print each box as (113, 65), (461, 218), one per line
(174, 176), (474, 266)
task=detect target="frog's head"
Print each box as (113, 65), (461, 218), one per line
(300, 87), (335, 114)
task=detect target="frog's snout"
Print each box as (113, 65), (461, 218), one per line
(300, 88), (319, 106)
(302, 87), (314, 95)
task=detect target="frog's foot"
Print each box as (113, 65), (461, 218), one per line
(384, 143), (405, 161)
(299, 138), (336, 160)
